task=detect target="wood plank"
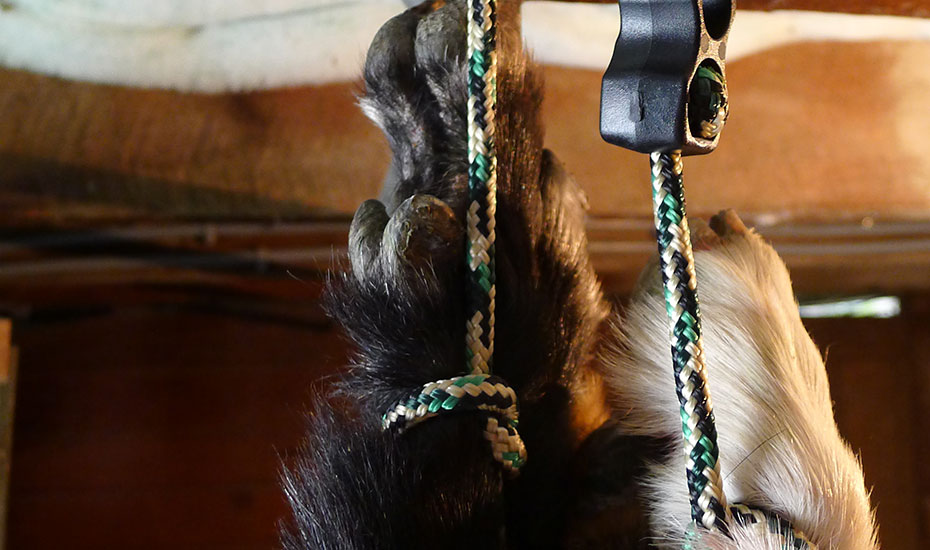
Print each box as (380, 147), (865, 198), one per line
(2, 217), (930, 310)
(907, 301), (930, 544)
(0, 320), (13, 550)
(805, 317), (923, 550)
(565, 0), (930, 18)
(0, 70), (387, 224)
(8, 311), (347, 549)
(3, 41), (930, 226)
(543, 41), (930, 221)
(8, 307), (928, 548)
(10, 486), (287, 550)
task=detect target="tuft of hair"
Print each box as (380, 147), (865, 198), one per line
(281, 403), (505, 549)
(602, 211), (879, 549)
(281, 0), (618, 547)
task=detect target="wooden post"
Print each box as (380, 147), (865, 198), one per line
(0, 320), (15, 550)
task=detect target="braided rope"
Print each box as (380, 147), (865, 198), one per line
(462, 0), (527, 474)
(465, 0), (497, 376)
(651, 154), (816, 548)
(729, 505), (817, 550)
(689, 64), (728, 140)
(651, 151), (728, 531)
(381, 0), (524, 475)
(383, 374), (526, 474)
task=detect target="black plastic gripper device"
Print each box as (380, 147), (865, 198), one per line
(599, 0), (735, 155)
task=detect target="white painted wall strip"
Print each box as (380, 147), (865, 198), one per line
(1, 1), (929, 91)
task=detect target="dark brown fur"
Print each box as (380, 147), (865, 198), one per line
(280, 2), (655, 547)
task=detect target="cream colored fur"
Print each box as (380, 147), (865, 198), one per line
(604, 211), (878, 549)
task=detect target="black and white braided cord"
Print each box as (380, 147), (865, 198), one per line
(462, 0), (527, 473)
(729, 504), (816, 549)
(382, 0), (525, 475)
(465, 0), (497, 377)
(383, 374), (526, 473)
(651, 153), (816, 548)
(651, 151), (728, 531)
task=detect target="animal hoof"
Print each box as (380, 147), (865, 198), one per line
(348, 195), (461, 285)
(383, 194), (461, 274)
(709, 208), (749, 238)
(349, 199), (390, 280)
(690, 217), (722, 251)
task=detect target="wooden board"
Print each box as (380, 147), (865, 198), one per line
(8, 311), (344, 549)
(0, 320), (13, 550)
(804, 316), (925, 550)
(1, 217), (930, 313)
(6, 309), (929, 549)
(2, 41), (930, 225)
(0, 71), (388, 223)
(569, 0), (930, 18)
(542, 41), (930, 222)
(2, 42), (930, 309)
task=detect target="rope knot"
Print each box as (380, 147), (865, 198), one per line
(382, 373), (526, 475)
(729, 504), (817, 549)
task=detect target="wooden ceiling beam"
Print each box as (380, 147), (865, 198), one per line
(2, 219), (930, 308)
(559, 0), (930, 18)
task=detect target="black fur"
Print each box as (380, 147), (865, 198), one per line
(280, 2), (650, 548)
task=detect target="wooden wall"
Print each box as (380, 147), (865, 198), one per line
(2, 13), (930, 550)
(3, 40), (930, 225)
(2, 40), (930, 312)
(7, 310), (339, 549)
(579, 0), (930, 17)
(5, 306), (929, 549)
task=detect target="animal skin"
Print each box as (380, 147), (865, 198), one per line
(279, 1), (642, 548)
(603, 210), (880, 549)
(281, 0), (880, 548)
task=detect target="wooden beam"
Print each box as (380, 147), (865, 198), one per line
(0, 320), (14, 550)
(1, 219), (930, 313)
(561, 0), (930, 18)
(5, 41), (930, 226)
(912, 312), (930, 543)
(7, 312), (336, 548)
(740, 0), (930, 17)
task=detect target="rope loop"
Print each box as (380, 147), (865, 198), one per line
(729, 504), (817, 550)
(382, 374), (526, 474)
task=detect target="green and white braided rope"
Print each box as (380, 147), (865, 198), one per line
(465, 0), (498, 377)
(463, 0), (527, 473)
(652, 153), (817, 548)
(383, 374), (527, 474)
(651, 150), (728, 532)
(653, 65), (814, 548)
(729, 504), (817, 550)
(382, 0), (524, 475)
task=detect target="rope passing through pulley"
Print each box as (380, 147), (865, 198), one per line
(601, 0), (815, 547)
(382, 0), (526, 475)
